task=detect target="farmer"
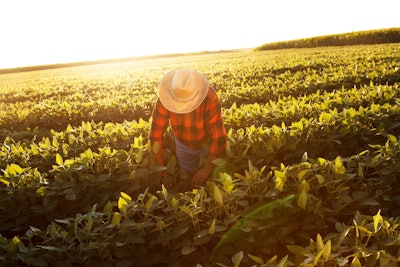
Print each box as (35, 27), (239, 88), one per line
(149, 69), (227, 188)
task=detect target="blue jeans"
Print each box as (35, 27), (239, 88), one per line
(175, 138), (208, 172)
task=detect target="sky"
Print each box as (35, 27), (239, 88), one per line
(1, 0), (399, 69)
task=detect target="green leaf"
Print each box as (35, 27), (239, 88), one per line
(135, 149), (143, 164)
(212, 157), (226, 165)
(37, 245), (65, 252)
(277, 255), (288, 267)
(7, 237), (20, 253)
(167, 155), (177, 174)
(152, 142), (160, 154)
(85, 217), (93, 232)
(193, 230), (212, 245)
(180, 205), (192, 216)
(286, 245), (306, 255)
(315, 174), (325, 184)
(103, 201), (114, 215)
(387, 133), (397, 143)
(36, 186), (46, 196)
(181, 246), (196, 255)
(232, 251), (243, 267)
(171, 197), (179, 209)
(112, 212), (121, 226)
(115, 260), (134, 267)
(209, 218), (216, 234)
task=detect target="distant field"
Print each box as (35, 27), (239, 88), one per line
(1, 43), (400, 266)
(256, 27), (400, 50)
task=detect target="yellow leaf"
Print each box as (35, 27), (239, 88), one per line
(277, 255), (288, 267)
(120, 192), (132, 204)
(316, 174), (325, 184)
(357, 163), (364, 178)
(373, 209), (383, 233)
(55, 153), (63, 166)
(248, 254), (264, 265)
(350, 256), (362, 267)
(297, 189), (307, 209)
(299, 180), (310, 192)
(118, 197), (128, 214)
(7, 164), (23, 176)
(180, 205), (192, 216)
(334, 156), (346, 174)
(316, 234), (324, 252)
(161, 184), (169, 200)
(297, 169), (309, 180)
(214, 185), (223, 205)
(145, 195), (157, 211)
(322, 240), (331, 260)
(1, 178), (10, 186)
(274, 170), (286, 192)
(266, 255), (277, 264)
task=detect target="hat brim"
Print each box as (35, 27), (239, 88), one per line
(158, 69), (209, 114)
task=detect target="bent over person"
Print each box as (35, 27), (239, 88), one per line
(149, 69), (227, 188)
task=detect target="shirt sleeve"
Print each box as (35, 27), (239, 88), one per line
(149, 98), (170, 153)
(206, 89), (227, 157)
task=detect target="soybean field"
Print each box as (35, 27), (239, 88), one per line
(1, 43), (400, 266)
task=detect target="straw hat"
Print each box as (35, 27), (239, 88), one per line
(158, 69), (209, 114)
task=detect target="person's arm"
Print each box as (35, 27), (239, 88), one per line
(149, 99), (170, 166)
(190, 90), (227, 188)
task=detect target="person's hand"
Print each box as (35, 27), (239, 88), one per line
(158, 171), (173, 189)
(189, 167), (212, 189)
(188, 155), (218, 189)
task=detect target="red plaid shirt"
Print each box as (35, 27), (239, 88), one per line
(149, 87), (226, 158)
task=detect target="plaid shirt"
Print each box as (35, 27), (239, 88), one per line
(149, 87), (227, 157)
